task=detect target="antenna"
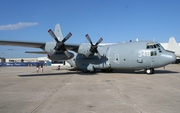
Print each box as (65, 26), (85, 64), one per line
(136, 38), (138, 41)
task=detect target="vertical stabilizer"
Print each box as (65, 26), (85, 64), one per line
(167, 37), (180, 58)
(54, 23), (63, 41)
(167, 37), (177, 51)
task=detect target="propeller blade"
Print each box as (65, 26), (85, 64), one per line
(62, 32), (72, 43)
(95, 38), (103, 46)
(48, 29), (60, 43)
(85, 34), (93, 45)
(85, 51), (92, 58)
(64, 50), (72, 58)
(84, 34), (103, 58)
(96, 52), (102, 59)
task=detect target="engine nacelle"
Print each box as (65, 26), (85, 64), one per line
(48, 52), (74, 60)
(78, 43), (91, 55)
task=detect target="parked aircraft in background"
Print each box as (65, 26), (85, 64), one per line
(0, 24), (176, 74)
(161, 37), (180, 59)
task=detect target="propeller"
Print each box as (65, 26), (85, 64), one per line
(48, 29), (72, 58)
(85, 34), (103, 59)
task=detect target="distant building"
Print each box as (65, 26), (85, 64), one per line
(0, 57), (6, 63)
(4, 57), (70, 66)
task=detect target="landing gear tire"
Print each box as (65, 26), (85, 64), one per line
(146, 68), (154, 74)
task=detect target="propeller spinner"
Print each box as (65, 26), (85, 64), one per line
(48, 29), (72, 58)
(85, 34), (103, 59)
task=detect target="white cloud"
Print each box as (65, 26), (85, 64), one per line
(0, 22), (38, 30)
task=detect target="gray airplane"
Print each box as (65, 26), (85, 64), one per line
(0, 24), (176, 74)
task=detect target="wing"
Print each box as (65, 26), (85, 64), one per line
(0, 40), (45, 49)
(25, 51), (48, 54)
(0, 40), (80, 53)
(65, 43), (79, 52)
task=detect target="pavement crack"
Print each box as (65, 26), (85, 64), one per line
(31, 75), (73, 113)
(118, 90), (143, 113)
(104, 76), (143, 113)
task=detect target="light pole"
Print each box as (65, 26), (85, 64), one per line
(8, 49), (13, 62)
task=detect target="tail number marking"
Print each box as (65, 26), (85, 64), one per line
(138, 51), (150, 57)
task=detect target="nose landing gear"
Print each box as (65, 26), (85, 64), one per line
(145, 68), (154, 74)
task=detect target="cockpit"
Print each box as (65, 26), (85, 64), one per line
(146, 43), (165, 56)
(146, 43), (162, 49)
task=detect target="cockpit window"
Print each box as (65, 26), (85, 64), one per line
(146, 43), (157, 49)
(156, 44), (160, 47)
(146, 43), (163, 53)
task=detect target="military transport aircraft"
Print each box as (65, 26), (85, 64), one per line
(0, 24), (176, 74)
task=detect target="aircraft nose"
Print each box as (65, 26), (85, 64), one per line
(161, 52), (176, 64)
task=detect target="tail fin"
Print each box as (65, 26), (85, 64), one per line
(167, 37), (178, 51)
(54, 23), (63, 41)
(167, 37), (180, 58)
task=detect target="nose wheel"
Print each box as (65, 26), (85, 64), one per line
(145, 68), (154, 74)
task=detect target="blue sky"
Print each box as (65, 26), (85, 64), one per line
(0, 0), (180, 58)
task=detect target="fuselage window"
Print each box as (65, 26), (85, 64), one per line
(150, 51), (157, 56)
(158, 48), (162, 53)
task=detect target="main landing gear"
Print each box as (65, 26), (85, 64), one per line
(145, 68), (154, 74)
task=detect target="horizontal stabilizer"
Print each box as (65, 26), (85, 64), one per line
(25, 51), (47, 54)
(166, 50), (175, 53)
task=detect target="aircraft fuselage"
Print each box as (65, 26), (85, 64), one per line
(67, 41), (176, 74)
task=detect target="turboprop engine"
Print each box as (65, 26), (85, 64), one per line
(47, 29), (73, 60)
(78, 34), (103, 59)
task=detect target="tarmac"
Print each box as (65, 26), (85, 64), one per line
(0, 64), (180, 113)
